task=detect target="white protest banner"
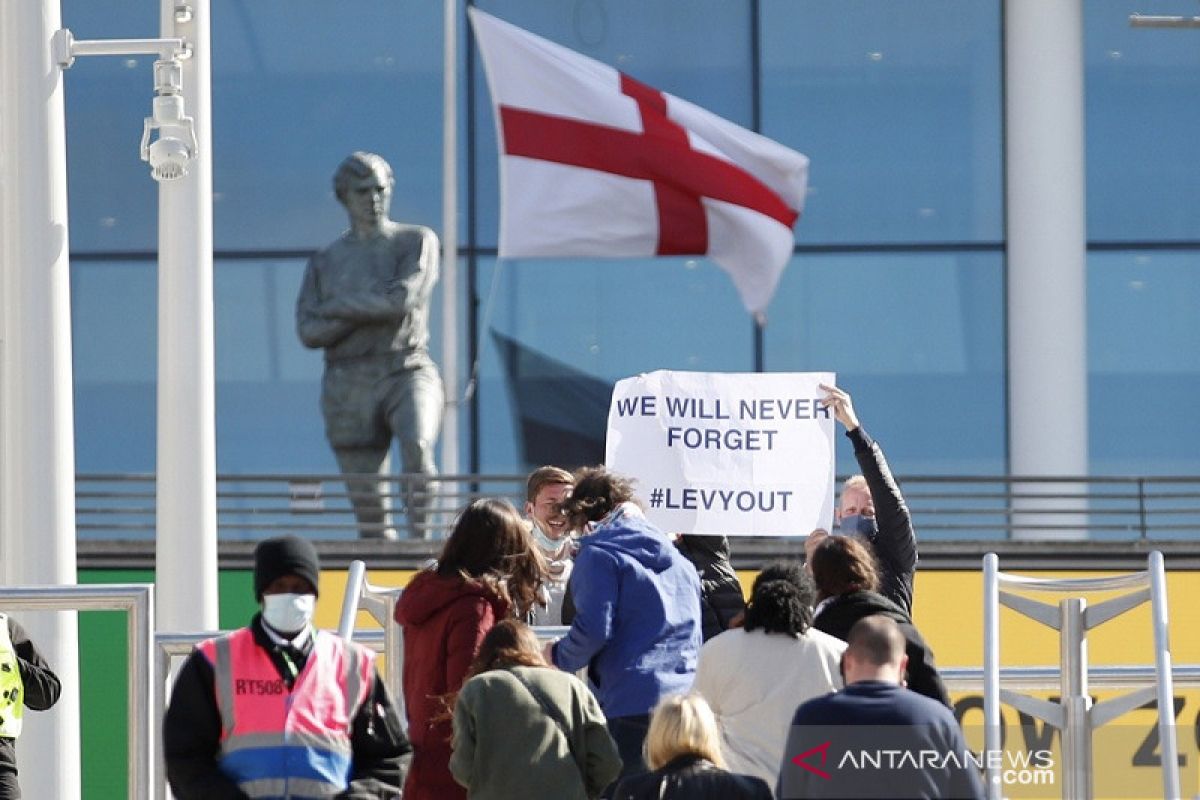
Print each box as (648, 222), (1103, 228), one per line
(605, 370), (836, 537)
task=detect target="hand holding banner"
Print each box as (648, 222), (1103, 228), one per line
(606, 370), (836, 537)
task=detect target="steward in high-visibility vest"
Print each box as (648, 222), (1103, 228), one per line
(0, 613), (62, 800)
(197, 627), (372, 796)
(164, 536), (411, 799)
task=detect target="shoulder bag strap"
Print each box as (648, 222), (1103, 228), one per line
(508, 669), (587, 781)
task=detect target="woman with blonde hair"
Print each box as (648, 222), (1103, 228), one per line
(395, 498), (547, 800)
(612, 694), (771, 800)
(449, 619), (621, 799)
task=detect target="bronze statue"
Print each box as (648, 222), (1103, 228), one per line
(296, 152), (444, 539)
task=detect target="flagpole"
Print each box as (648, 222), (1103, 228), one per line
(753, 315), (765, 372)
(441, 0), (460, 486)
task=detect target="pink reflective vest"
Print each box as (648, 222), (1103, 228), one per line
(197, 627), (373, 798)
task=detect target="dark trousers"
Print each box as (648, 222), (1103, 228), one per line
(604, 713), (651, 798)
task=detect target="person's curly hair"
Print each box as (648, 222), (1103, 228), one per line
(810, 535), (880, 600)
(743, 561), (815, 636)
(560, 466), (638, 531)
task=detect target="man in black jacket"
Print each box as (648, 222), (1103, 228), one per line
(674, 535), (745, 642)
(778, 615), (983, 800)
(806, 384), (918, 615)
(163, 536), (411, 798)
(0, 614), (61, 800)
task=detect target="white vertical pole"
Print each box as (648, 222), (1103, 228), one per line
(0, 2), (83, 797)
(441, 0), (460, 479)
(156, 0), (219, 631)
(981, 554), (1002, 800)
(1004, 0), (1089, 539)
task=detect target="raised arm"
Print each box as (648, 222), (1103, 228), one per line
(820, 383), (917, 613)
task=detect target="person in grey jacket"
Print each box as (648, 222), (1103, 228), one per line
(807, 384), (918, 614)
(450, 620), (621, 800)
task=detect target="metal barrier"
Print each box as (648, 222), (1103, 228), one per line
(335, 560), (406, 719)
(0, 584), (155, 800)
(982, 552), (1180, 800)
(152, 616), (1200, 799)
(75, 473), (1200, 541)
(335, 560), (571, 710)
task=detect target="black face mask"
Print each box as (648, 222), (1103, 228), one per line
(838, 514), (878, 539)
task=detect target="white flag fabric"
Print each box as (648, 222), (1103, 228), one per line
(468, 8), (809, 315)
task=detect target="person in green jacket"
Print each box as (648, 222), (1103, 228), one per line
(450, 620), (621, 800)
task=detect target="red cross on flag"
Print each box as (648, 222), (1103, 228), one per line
(468, 8), (809, 316)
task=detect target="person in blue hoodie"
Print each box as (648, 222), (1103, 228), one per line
(549, 467), (702, 795)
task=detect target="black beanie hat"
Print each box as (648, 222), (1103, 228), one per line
(254, 535), (321, 601)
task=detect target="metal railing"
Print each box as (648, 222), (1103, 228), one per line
(0, 584), (155, 800)
(75, 473), (1200, 541)
(77, 472), (527, 540)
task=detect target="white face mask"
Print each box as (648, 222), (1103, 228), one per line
(262, 593), (315, 635)
(530, 518), (568, 554)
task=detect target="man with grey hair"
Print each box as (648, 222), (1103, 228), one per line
(297, 152), (444, 539)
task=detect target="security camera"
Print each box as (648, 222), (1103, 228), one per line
(139, 59), (197, 182)
(145, 134), (192, 181)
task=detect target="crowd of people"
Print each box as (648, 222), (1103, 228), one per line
(156, 385), (981, 800)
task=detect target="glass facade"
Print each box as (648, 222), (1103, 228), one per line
(60, 0), (1200, 498)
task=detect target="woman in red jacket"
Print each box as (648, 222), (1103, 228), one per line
(394, 498), (545, 800)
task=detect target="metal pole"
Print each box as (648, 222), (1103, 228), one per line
(155, 645), (173, 800)
(385, 594), (405, 721)
(982, 554), (1002, 800)
(0, 1), (83, 796)
(338, 560), (367, 640)
(155, 0), (219, 632)
(1148, 552), (1182, 800)
(1060, 598), (1092, 798)
(129, 586), (155, 800)
(441, 0), (460, 477)
(1004, 0), (1089, 540)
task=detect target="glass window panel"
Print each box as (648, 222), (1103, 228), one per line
(470, 0), (753, 249)
(61, 0), (444, 252)
(763, 251), (1005, 476)
(215, 256), (445, 473)
(760, 0), (1003, 244)
(210, 1), (444, 250)
(1085, 1), (1200, 242)
(474, 255), (754, 472)
(71, 260), (157, 472)
(1089, 250), (1200, 474)
(61, 0), (161, 252)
